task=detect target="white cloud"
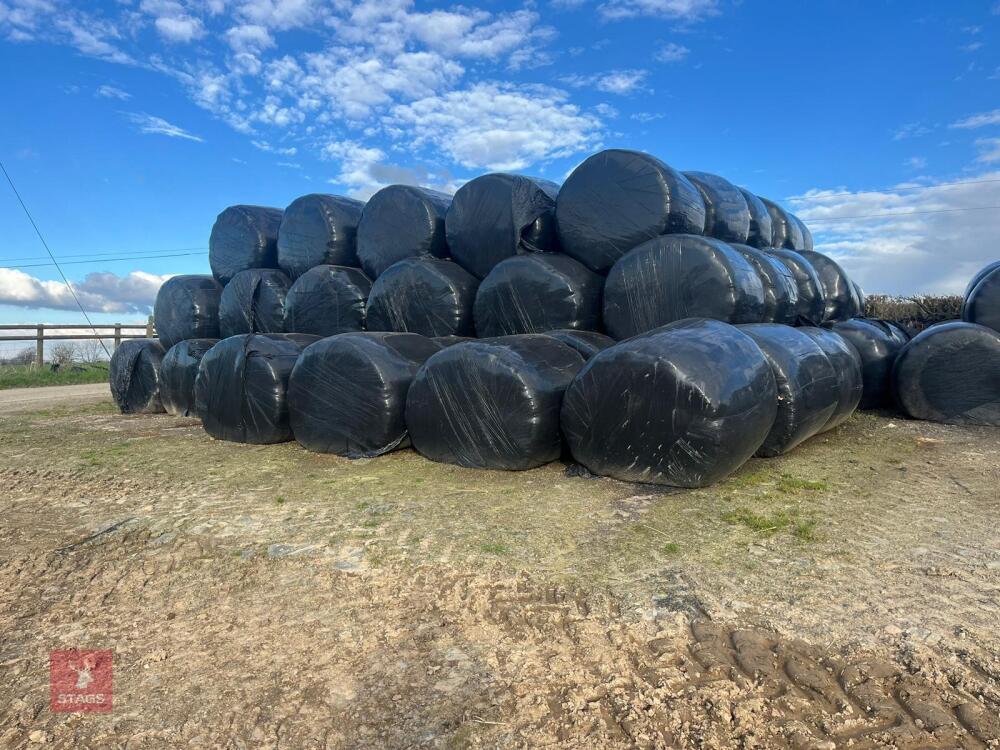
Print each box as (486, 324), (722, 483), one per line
(655, 42), (689, 62)
(154, 14), (205, 42)
(96, 84), (131, 100)
(893, 122), (931, 140)
(234, 0), (319, 29)
(321, 139), (463, 199)
(631, 111), (664, 122)
(0, 269), (169, 314)
(903, 156), (927, 169)
(562, 69), (648, 95)
(951, 109), (1000, 129)
(251, 139), (296, 155)
(975, 137), (1000, 163)
(598, 0), (718, 21)
(124, 112), (204, 141)
(225, 23), (274, 52)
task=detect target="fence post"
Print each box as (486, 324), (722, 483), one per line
(146, 315), (154, 338)
(114, 324), (122, 350)
(35, 324), (44, 368)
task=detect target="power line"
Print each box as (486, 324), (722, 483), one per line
(805, 205), (1000, 223)
(1, 251), (208, 270)
(4, 246), (208, 263)
(0, 159), (112, 359)
(783, 176), (1000, 202)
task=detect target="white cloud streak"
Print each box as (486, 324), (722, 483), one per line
(0, 269), (170, 314)
(124, 112), (204, 141)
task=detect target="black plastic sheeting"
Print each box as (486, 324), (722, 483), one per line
(799, 250), (863, 322)
(603, 234), (765, 340)
(554, 149), (706, 274)
(758, 197), (793, 250)
(277, 194), (365, 279)
(356, 185), (451, 279)
(729, 244), (799, 324)
(288, 332), (442, 457)
(473, 254), (602, 337)
(892, 322), (1000, 425)
(405, 335), (585, 470)
(541, 330), (615, 360)
(432, 335), (476, 347)
(962, 262), (1000, 333)
(366, 258), (478, 337)
(446, 173), (560, 279)
(737, 188), (773, 249)
(739, 324), (840, 456)
(852, 280), (867, 316)
(218, 269), (291, 338)
(283, 265), (371, 337)
(964, 260), (1000, 299)
(109, 339), (166, 414)
(683, 171), (750, 243)
(160, 338), (219, 417)
(790, 214), (813, 252)
(195, 333), (318, 444)
(561, 319), (777, 487)
(827, 319), (907, 410)
(764, 249), (825, 324)
(209, 205), (283, 284)
(153, 274), (223, 350)
(799, 327), (863, 431)
(783, 211), (805, 251)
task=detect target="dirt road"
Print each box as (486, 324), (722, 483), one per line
(0, 383), (109, 414)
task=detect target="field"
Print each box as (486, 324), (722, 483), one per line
(0, 362), (109, 390)
(1, 392), (999, 748)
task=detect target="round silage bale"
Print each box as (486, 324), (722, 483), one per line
(799, 249), (863, 322)
(603, 234), (766, 340)
(109, 339), (166, 414)
(964, 260), (1000, 299)
(758, 197), (796, 250)
(365, 257), (478, 337)
(282, 265), (371, 337)
(288, 332), (442, 457)
(683, 171), (750, 244)
(826, 319), (906, 410)
(541, 330), (615, 360)
(555, 149), (706, 274)
(153, 275), (223, 350)
(560, 319), (778, 487)
(445, 173), (561, 279)
(218, 269), (291, 338)
(405, 335), (586, 470)
(160, 338), (219, 417)
(356, 185), (451, 279)
(473, 254), (602, 337)
(764, 249), (826, 324)
(277, 194), (365, 279)
(431, 335), (477, 348)
(798, 327), (863, 431)
(729, 244), (799, 324)
(209, 205), (283, 284)
(789, 213), (813, 251)
(738, 188), (773, 249)
(962, 263), (1000, 334)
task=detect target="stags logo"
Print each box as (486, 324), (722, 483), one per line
(50, 650), (113, 713)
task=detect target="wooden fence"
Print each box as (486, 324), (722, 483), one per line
(0, 322), (156, 366)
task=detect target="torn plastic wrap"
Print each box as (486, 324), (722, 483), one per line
(560, 319), (778, 488)
(109, 339), (166, 414)
(277, 194), (365, 279)
(729, 244), (799, 324)
(764, 249), (825, 324)
(405, 335), (585, 470)
(738, 188), (773, 249)
(738, 324), (840, 456)
(541, 330), (615, 360)
(445, 173), (561, 279)
(288, 332), (442, 457)
(964, 261), (1000, 299)
(799, 250), (863, 322)
(283, 265), (371, 337)
(160, 338), (219, 417)
(209, 205), (283, 284)
(356, 185), (451, 279)
(683, 171), (750, 243)
(758, 197), (793, 250)
(473, 254), (603, 337)
(827, 319), (906, 409)
(365, 257), (478, 337)
(603, 234), (765, 340)
(799, 327), (863, 431)
(153, 275), (223, 350)
(892, 322), (1000, 425)
(962, 262), (1000, 333)
(219, 268), (291, 338)
(554, 149), (706, 273)
(195, 333), (318, 444)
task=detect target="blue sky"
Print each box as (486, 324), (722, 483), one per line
(1, 0), (999, 331)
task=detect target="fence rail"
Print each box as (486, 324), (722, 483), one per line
(0, 322), (156, 366)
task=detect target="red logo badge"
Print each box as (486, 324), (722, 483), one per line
(50, 650), (113, 713)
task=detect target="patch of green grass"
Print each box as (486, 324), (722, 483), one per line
(0, 363), (109, 390)
(275, 495), (286, 505)
(480, 542), (511, 555)
(776, 474), (829, 493)
(793, 519), (819, 541)
(723, 507), (794, 534)
(661, 542), (681, 555)
(727, 469), (772, 488)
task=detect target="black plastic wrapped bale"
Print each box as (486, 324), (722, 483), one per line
(218, 269), (291, 338)
(603, 234), (765, 340)
(789, 213), (813, 251)
(738, 188), (773, 249)
(542, 330), (615, 360)
(739, 324), (840, 456)
(366, 257), (478, 337)
(891, 322), (1000, 425)
(962, 263), (1000, 333)
(764, 249), (825, 324)
(827, 319), (906, 410)
(405, 335), (585, 470)
(109, 339), (166, 414)
(445, 173), (560, 279)
(758, 197), (795, 250)
(729, 244), (799, 324)
(799, 249), (863, 322)
(209, 205), (283, 284)
(288, 332), (442, 457)
(432, 335), (476, 347)
(964, 260), (1000, 299)
(277, 194), (365, 279)
(798, 327), (863, 431)
(153, 275), (223, 350)
(554, 149), (706, 274)
(473, 254), (603, 337)
(283, 265), (371, 337)
(683, 171), (750, 244)
(160, 338), (219, 417)
(560, 319), (777, 488)
(355, 185), (451, 279)
(195, 333), (318, 444)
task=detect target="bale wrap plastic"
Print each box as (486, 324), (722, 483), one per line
(964, 261), (1000, 299)
(356, 185), (451, 279)
(758, 197), (793, 250)
(799, 250), (863, 322)
(366, 257), (478, 337)
(109, 339), (166, 414)
(738, 188), (773, 249)
(729, 244), (799, 324)
(153, 275), (222, 350)
(277, 194), (365, 279)
(826, 319), (906, 410)
(790, 214), (813, 251)
(541, 330), (615, 360)
(283, 265), (371, 337)
(209, 205), (283, 284)
(160, 338), (219, 417)
(764, 249), (825, 324)
(219, 268), (291, 338)
(683, 171), (750, 243)
(799, 327), (863, 431)
(962, 263), (1000, 333)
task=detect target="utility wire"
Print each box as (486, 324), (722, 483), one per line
(2, 251), (208, 270)
(0, 159), (112, 358)
(805, 205), (1000, 223)
(4, 246), (208, 263)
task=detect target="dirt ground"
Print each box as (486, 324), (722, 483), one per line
(1, 393), (998, 749)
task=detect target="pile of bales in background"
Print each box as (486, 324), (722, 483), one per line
(109, 148), (1000, 489)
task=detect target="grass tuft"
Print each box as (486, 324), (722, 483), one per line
(723, 508), (793, 534)
(0, 363), (109, 390)
(776, 474), (829, 493)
